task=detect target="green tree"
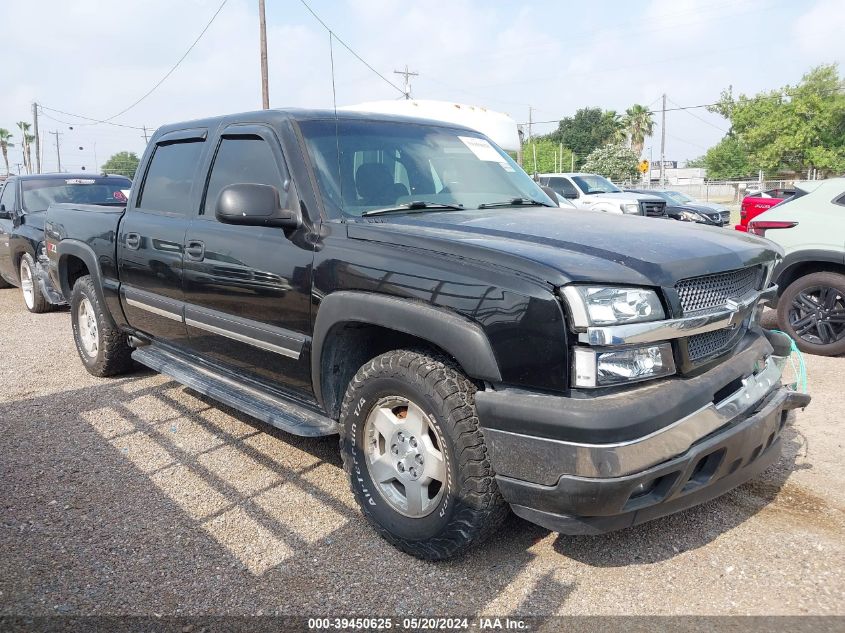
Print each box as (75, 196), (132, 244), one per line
(0, 129), (14, 175)
(546, 107), (624, 168)
(520, 138), (574, 175)
(708, 64), (845, 176)
(699, 136), (755, 180)
(102, 151), (140, 178)
(621, 104), (655, 156)
(582, 142), (639, 182)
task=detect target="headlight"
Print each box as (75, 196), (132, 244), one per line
(678, 210), (704, 222)
(622, 203), (640, 214)
(561, 286), (665, 328)
(573, 343), (675, 388)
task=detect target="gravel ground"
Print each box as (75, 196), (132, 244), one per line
(0, 287), (843, 617)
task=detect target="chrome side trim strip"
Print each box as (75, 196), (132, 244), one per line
(582, 285), (777, 346)
(125, 297), (183, 322)
(185, 317), (301, 359)
(486, 354), (784, 478)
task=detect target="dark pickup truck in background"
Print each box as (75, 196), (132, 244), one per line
(0, 173), (130, 312)
(45, 109), (810, 560)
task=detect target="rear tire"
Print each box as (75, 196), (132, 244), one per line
(20, 253), (53, 313)
(70, 275), (134, 376)
(340, 349), (507, 560)
(777, 271), (845, 357)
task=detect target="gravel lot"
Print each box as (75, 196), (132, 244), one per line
(0, 286), (843, 617)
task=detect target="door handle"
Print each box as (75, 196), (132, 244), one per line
(125, 232), (141, 250)
(185, 240), (205, 261)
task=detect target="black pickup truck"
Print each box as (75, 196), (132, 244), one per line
(0, 173), (130, 312)
(45, 109), (810, 560)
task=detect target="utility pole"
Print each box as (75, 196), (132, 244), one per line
(527, 106), (534, 142)
(659, 94), (666, 187)
(258, 0), (270, 109)
(393, 65), (419, 100)
(142, 126), (149, 144)
(50, 131), (63, 173)
(32, 103), (41, 174)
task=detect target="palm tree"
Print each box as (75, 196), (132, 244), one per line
(0, 129), (13, 175)
(16, 121), (31, 173)
(25, 134), (35, 174)
(622, 104), (655, 157)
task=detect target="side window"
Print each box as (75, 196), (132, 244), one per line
(137, 141), (205, 215)
(203, 136), (288, 215)
(0, 181), (16, 211)
(833, 192), (845, 207)
(548, 177), (577, 197)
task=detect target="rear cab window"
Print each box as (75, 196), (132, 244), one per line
(21, 176), (131, 213)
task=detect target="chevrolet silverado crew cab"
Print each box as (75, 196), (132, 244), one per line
(539, 172), (667, 217)
(45, 109), (810, 560)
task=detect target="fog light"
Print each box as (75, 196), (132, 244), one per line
(573, 343), (675, 388)
(630, 479), (657, 499)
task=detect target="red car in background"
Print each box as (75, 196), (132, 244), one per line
(736, 187), (795, 232)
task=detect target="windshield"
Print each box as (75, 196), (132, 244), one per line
(299, 119), (550, 217)
(664, 191), (693, 204)
(22, 177), (131, 212)
(571, 174), (620, 194)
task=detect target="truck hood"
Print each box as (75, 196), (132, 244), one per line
(348, 208), (778, 288)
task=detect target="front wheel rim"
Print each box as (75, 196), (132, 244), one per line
(363, 396), (447, 518)
(77, 297), (100, 357)
(20, 260), (34, 309)
(788, 285), (845, 346)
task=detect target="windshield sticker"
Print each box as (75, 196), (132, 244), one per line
(65, 179), (96, 185)
(458, 136), (507, 163)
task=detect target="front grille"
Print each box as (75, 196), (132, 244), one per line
(675, 266), (763, 315)
(640, 200), (666, 217)
(687, 326), (745, 361)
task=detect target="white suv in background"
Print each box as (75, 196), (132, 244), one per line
(539, 173), (667, 217)
(750, 178), (845, 356)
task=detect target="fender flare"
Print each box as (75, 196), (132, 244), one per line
(311, 291), (502, 407)
(773, 249), (845, 294)
(55, 239), (114, 323)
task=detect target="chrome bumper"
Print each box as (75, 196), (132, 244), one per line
(487, 352), (804, 478)
(581, 285), (777, 346)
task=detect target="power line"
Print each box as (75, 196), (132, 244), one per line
(103, 0), (229, 122)
(297, 0), (406, 96)
(38, 106), (152, 131)
(667, 96), (728, 133)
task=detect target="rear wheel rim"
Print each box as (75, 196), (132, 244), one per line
(363, 396), (447, 518)
(20, 260), (34, 309)
(788, 285), (845, 346)
(77, 297), (99, 357)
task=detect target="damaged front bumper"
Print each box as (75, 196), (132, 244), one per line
(477, 330), (811, 535)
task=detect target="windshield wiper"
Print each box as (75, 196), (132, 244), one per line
(477, 197), (555, 209)
(361, 201), (464, 217)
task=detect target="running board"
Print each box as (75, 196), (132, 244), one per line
(132, 345), (338, 437)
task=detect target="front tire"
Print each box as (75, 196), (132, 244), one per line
(20, 253), (52, 313)
(777, 271), (845, 356)
(340, 349), (507, 560)
(70, 275), (134, 376)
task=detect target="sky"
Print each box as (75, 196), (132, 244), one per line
(1, 0), (843, 174)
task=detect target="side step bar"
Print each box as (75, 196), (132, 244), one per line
(132, 345), (338, 437)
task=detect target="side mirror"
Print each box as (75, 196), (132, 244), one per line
(539, 186), (560, 205)
(0, 205), (10, 220)
(215, 183), (301, 229)
(562, 190), (578, 199)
